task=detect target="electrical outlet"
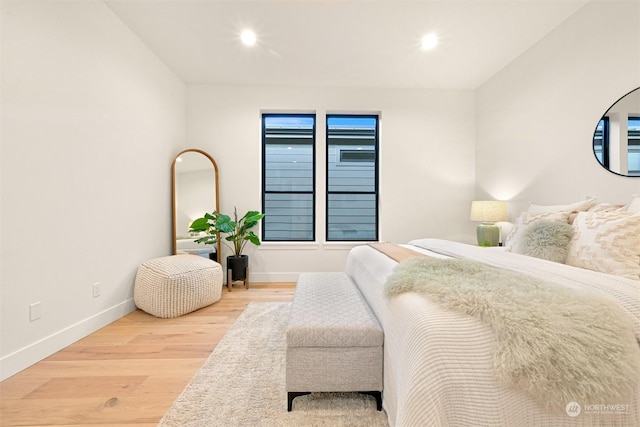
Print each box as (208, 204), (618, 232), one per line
(29, 302), (42, 322)
(92, 282), (101, 298)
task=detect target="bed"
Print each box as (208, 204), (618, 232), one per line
(175, 236), (215, 258)
(344, 199), (640, 426)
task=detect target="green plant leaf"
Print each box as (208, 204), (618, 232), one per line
(194, 236), (217, 245)
(246, 231), (261, 246)
(243, 212), (265, 225)
(215, 215), (235, 233)
(189, 217), (210, 232)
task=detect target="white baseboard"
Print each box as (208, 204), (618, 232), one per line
(0, 298), (137, 381)
(249, 272), (301, 283)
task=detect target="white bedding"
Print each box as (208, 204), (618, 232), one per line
(176, 238), (213, 257)
(345, 238), (640, 427)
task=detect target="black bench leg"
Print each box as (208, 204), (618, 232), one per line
(287, 391), (311, 411)
(359, 391), (382, 411)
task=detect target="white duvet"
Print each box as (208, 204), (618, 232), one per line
(345, 238), (640, 427)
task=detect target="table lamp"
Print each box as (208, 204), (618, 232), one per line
(470, 200), (508, 247)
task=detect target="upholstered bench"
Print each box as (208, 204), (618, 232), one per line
(286, 272), (383, 412)
(134, 255), (223, 318)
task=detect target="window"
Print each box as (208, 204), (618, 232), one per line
(326, 115), (379, 241)
(339, 149), (376, 163)
(594, 117), (609, 167)
(262, 114), (315, 241)
(628, 117), (640, 176)
(595, 116), (640, 176)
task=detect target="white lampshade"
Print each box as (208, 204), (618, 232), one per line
(469, 200), (508, 223)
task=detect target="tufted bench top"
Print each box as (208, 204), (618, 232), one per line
(287, 272), (383, 348)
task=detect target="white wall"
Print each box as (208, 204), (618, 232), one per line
(187, 85), (476, 281)
(0, 1), (186, 380)
(476, 0), (640, 217)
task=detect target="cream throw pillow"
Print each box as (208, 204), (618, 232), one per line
(588, 203), (625, 213)
(504, 211), (571, 252)
(626, 194), (640, 213)
(566, 210), (640, 280)
(528, 198), (596, 214)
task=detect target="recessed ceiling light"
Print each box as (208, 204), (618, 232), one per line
(421, 33), (438, 51)
(241, 29), (256, 46)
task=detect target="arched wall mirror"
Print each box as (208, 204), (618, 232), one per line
(592, 86), (640, 177)
(172, 149), (220, 260)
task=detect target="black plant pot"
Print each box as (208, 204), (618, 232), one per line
(227, 255), (249, 281)
(208, 251), (218, 263)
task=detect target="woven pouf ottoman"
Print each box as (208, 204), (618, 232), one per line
(134, 255), (223, 318)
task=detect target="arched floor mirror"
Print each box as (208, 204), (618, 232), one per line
(172, 149), (220, 260)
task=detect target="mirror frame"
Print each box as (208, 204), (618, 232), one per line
(172, 148), (220, 258)
(592, 86), (640, 177)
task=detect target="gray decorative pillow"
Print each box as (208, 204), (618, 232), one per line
(513, 221), (574, 263)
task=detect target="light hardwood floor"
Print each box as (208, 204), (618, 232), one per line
(0, 283), (295, 426)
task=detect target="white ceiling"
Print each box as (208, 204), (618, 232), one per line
(105, 0), (589, 90)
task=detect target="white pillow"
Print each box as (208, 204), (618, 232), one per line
(504, 211), (571, 252)
(588, 203), (625, 213)
(626, 194), (640, 213)
(565, 210), (640, 280)
(528, 197), (596, 214)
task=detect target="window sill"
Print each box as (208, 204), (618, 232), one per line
(321, 241), (372, 250)
(259, 241), (375, 251)
(259, 242), (320, 251)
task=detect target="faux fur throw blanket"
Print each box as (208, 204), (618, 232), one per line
(384, 256), (640, 411)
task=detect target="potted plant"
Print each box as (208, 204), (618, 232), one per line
(187, 211), (221, 262)
(190, 207), (265, 282)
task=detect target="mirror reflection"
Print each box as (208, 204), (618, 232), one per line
(593, 86), (640, 177)
(172, 149), (220, 259)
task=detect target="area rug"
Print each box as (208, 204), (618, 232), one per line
(158, 302), (389, 427)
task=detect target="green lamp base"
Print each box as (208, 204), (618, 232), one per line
(476, 222), (499, 247)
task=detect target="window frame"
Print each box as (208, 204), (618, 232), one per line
(594, 117), (610, 168)
(325, 114), (380, 242)
(628, 116), (640, 176)
(261, 113), (316, 242)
